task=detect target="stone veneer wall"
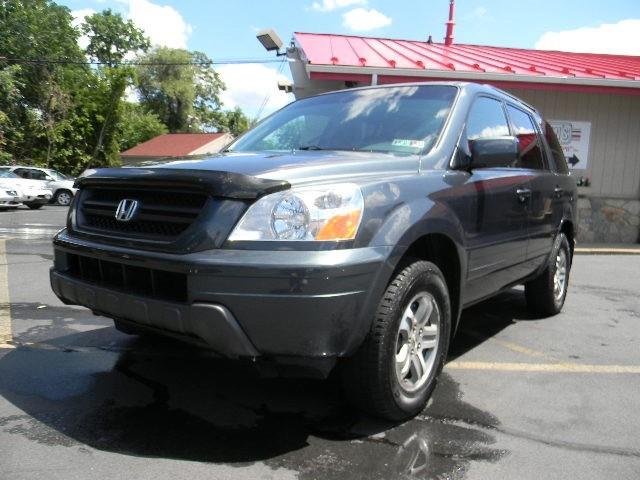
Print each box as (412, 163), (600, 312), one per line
(577, 196), (640, 243)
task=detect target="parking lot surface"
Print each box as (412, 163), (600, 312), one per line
(1, 207), (639, 479)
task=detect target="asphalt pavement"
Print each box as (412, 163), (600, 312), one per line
(0, 206), (639, 480)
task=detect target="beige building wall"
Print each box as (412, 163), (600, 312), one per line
(507, 88), (640, 243)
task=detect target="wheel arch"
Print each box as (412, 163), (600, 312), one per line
(559, 218), (575, 259)
(396, 232), (465, 339)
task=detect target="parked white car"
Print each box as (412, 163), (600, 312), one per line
(0, 183), (22, 209)
(0, 166), (77, 206)
(0, 170), (53, 209)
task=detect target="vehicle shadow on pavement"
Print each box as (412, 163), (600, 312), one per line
(0, 292), (530, 478)
(450, 287), (547, 361)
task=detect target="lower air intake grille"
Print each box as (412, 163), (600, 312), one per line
(65, 253), (187, 303)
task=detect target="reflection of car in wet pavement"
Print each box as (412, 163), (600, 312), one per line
(0, 330), (503, 480)
(50, 83), (577, 420)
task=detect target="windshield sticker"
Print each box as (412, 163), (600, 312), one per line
(392, 139), (426, 149)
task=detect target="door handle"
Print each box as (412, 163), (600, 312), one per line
(516, 188), (531, 203)
(554, 187), (564, 198)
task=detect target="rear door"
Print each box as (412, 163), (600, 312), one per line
(461, 96), (531, 303)
(505, 105), (556, 266)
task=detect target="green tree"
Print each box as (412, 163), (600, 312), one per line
(136, 47), (225, 132)
(220, 107), (250, 137)
(80, 9), (149, 165)
(0, 65), (29, 162)
(82, 9), (149, 67)
(116, 102), (168, 151)
(0, 0), (86, 166)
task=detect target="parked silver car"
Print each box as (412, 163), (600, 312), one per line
(0, 166), (76, 206)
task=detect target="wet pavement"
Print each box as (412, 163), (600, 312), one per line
(1, 207), (639, 479)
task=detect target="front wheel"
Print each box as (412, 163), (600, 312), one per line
(54, 190), (73, 206)
(341, 260), (451, 421)
(525, 233), (571, 316)
(25, 203), (44, 210)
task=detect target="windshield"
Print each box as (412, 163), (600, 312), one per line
(229, 85), (457, 156)
(0, 171), (19, 179)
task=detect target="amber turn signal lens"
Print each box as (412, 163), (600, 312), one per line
(316, 210), (362, 241)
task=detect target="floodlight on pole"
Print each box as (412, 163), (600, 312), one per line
(256, 29), (286, 56)
(277, 80), (293, 93)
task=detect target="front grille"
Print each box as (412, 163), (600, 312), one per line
(64, 252), (187, 303)
(76, 187), (207, 241)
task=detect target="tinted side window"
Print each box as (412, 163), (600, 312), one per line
(506, 105), (546, 170)
(31, 169), (48, 180)
(466, 97), (510, 142)
(13, 168), (29, 178)
(543, 121), (569, 174)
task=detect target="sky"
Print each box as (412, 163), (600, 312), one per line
(60, 0), (640, 118)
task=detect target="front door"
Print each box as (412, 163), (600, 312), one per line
(458, 96), (530, 304)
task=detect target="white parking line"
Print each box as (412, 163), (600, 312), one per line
(0, 239), (13, 348)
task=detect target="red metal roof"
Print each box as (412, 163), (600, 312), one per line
(294, 32), (640, 94)
(120, 133), (227, 157)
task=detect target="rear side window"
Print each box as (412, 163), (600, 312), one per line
(13, 168), (29, 178)
(506, 105), (546, 170)
(466, 97), (510, 141)
(543, 121), (569, 174)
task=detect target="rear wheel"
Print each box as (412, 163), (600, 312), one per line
(525, 233), (571, 316)
(341, 260), (451, 421)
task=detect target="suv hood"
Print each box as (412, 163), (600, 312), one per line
(129, 150), (420, 185)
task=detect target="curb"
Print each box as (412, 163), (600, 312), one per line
(575, 247), (640, 255)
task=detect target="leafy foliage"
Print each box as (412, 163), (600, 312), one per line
(136, 47), (226, 132)
(0, 0), (251, 174)
(116, 102), (168, 151)
(219, 107), (250, 137)
(82, 9), (150, 67)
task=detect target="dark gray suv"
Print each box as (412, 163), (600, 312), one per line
(50, 82), (576, 420)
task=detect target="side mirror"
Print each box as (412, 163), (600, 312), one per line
(469, 136), (519, 169)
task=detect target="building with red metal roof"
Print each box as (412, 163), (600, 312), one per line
(283, 22), (640, 244)
(292, 32), (640, 96)
(120, 132), (233, 165)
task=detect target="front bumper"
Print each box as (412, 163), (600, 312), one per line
(22, 190), (52, 204)
(51, 229), (391, 359)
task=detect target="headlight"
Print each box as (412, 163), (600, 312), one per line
(228, 183), (364, 242)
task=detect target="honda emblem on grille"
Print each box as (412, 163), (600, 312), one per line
(115, 199), (140, 222)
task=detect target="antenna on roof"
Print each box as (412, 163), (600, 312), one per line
(444, 0), (455, 46)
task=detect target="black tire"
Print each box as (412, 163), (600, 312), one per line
(26, 203), (44, 210)
(54, 189), (73, 206)
(525, 233), (571, 316)
(341, 260), (451, 421)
